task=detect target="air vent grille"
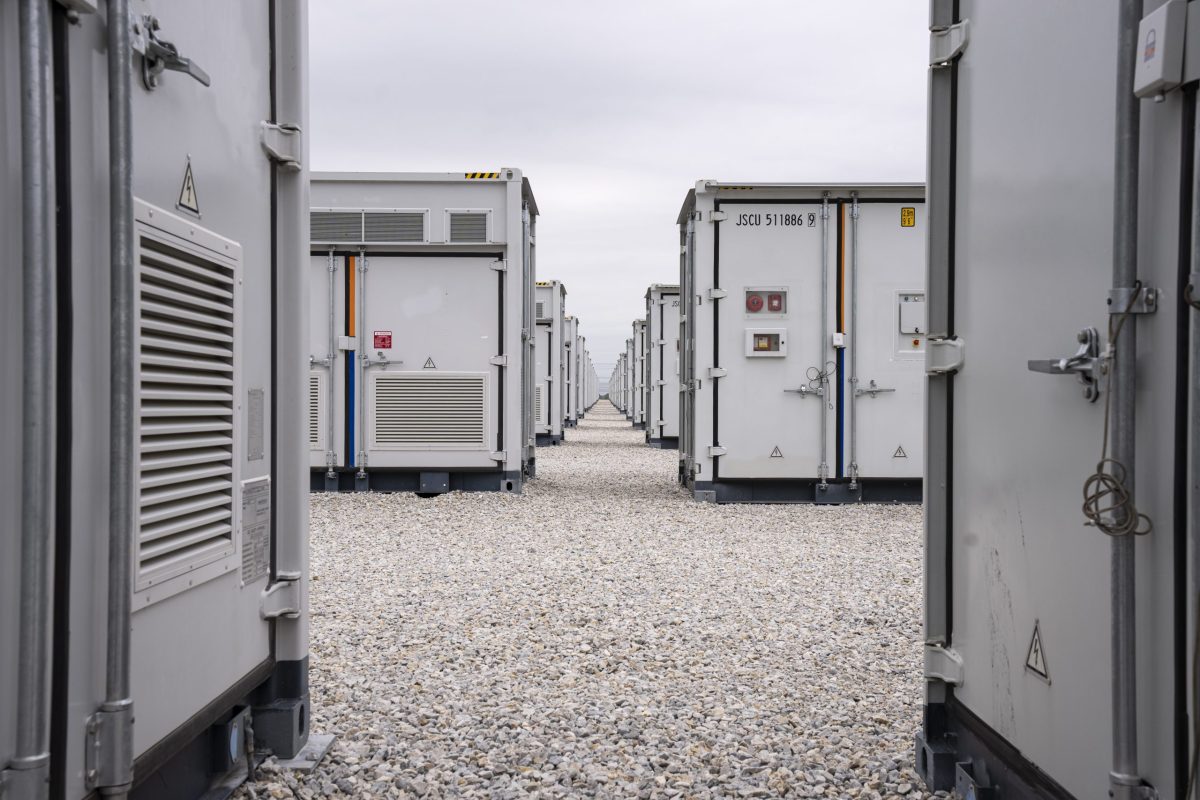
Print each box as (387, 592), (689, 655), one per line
(535, 384), (545, 426)
(310, 211), (363, 242)
(535, 301), (545, 319)
(364, 211), (425, 243)
(371, 373), (487, 448)
(309, 372), (323, 449)
(449, 212), (488, 243)
(137, 235), (236, 588)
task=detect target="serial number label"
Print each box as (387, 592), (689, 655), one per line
(734, 212), (816, 227)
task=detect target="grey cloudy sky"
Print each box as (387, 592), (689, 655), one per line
(309, 1), (928, 380)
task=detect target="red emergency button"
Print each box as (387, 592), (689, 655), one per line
(746, 293), (764, 312)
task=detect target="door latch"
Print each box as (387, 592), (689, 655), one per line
(784, 385), (823, 398)
(854, 379), (895, 398)
(132, 15), (211, 90)
(1027, 327), (1103, 402)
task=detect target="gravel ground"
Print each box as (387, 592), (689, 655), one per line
(238, 401), (937, 800)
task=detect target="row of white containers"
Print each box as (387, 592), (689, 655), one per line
(3, 2), (312, 799)
(618, 286), (683, 450)
(533, 280), (599, 444)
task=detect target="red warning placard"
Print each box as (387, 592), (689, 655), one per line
(373, 330), (392, 349)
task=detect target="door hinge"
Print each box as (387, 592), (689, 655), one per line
(708, 210), (727, 222)
(490, 260), (508, 272)
(490, 355), (509, 366)
(84, 699), (134, 793)
(925, 337), (965, 375)
(490, 451), (507, 462)
(260, 121), (303, 171)
(707, 288), (728, 300)
(707, 367), (727, 379)
(260, 571), (302, 619)
(707, 445), (727, 457)
(655, 380), (667, 386)
(924, 643), (964, 686)
(930, 19), (969, 66)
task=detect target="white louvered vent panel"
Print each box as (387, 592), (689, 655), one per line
(309, 372), (324, 450)
(371, 373), (487, 449)
(448, 212), (488, 243)
(364, 211), (424, 243)
(534, 384), (544, 426)
(311, 210), (363, 242)
(137, 235), (236, 588)
(535, 301), (545, 319)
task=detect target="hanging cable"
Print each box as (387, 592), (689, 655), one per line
(1081, 280), (1153, 536)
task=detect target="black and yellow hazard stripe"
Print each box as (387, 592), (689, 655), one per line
(464, 171), (501, 179)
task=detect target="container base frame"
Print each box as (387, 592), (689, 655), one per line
(535, 433), (564, 446)
(646, 436), (679, 450)
(691, 477), (920, 504)
(311, 468), (524, 495)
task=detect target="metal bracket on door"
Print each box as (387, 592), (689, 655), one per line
(1107, 285), (1158, 315)
(490, 260), (508, 272)
(925, 337), (965, 375)
(260, 572), (302, 619)
(1026, 327), (1103, 403)
(260, 122), (303, 171)
(490, 451), (507, 462)
(707, 446), (727, 457)
(490, 355), (509, 366)
(707, 367), (727, 379)
(784, 386), (823, 398)
(929, 19), (969, 66)
(854, 380), (895, 398)
(707, 288), (728, 301)
(364, 353), (400, 370)
(84, 700), (134, 793)
(924, 644), (964, 686)
(131, 15), (211, 90)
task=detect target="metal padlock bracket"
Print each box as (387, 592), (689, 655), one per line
(1107, 285), (1158, 314)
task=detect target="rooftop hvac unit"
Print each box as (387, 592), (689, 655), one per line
(309, 172), (537, 492)
(0, 3), (312, 797)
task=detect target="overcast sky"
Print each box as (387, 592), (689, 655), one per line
(310, 1), (928, 383)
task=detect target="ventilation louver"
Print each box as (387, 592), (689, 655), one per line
(309, 372), (323, 450)
(448, 212), (488, 243)
(535, 384), (544, 426)
(364, 211), (424, 243)
(536, 301), (545, 319)
(137, 235), (236, 588)
(371, 373), (487, 448)
(310, 211), (363, 242)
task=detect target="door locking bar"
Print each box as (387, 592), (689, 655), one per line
(131, 15), (211, 90)
(784, 386), (823, 398)
(1026, 326), (1103, 402)
(854, 379), (895, 398)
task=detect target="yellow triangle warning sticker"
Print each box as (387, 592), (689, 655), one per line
(893, 445), (907, 458)
(177, 159), (199, 215)
(1025, 621), (1050, 682)
(770, 446), (783, 458)
(423, 357), (437, 369)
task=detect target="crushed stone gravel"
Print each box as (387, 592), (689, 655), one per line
(236, 401), (940, 799)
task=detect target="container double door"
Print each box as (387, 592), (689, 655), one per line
(534, 323), (554, 432)
(713, 200), (924, 481)
(359, 254), (502, 468)
(649, 294), (681, 439)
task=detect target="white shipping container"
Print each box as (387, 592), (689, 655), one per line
(309, 171), (537, 494)
(563, 316), (580, 427)
(631, 320), (648, 429)
(2, 2), (311, 796)
(678, 182), (926, 503)
(534, 280), (567, 445)
(915, 1), (1195, 797)
(645, 284), (681, 449)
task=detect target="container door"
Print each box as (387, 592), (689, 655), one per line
(657, 292), (681, 438)
(844, 201), (925, 478)
(715, 202), (832, 479)
(360, 255), (500, 468)
(309, 253), (345, 469)
(124, 0), (276, 771)
(925, 0), (1125, 795)
(535, 323), (551, 433)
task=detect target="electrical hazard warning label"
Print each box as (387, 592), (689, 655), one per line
(373, 331), (392, 349)
(423, 357), (437, 369)
(900, 207), (916, 228)
(177, 158), (200, 215)
(1025, 621), (1050, 682)
(893, 445), (907, 458)
(770, 446), (783, 458)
